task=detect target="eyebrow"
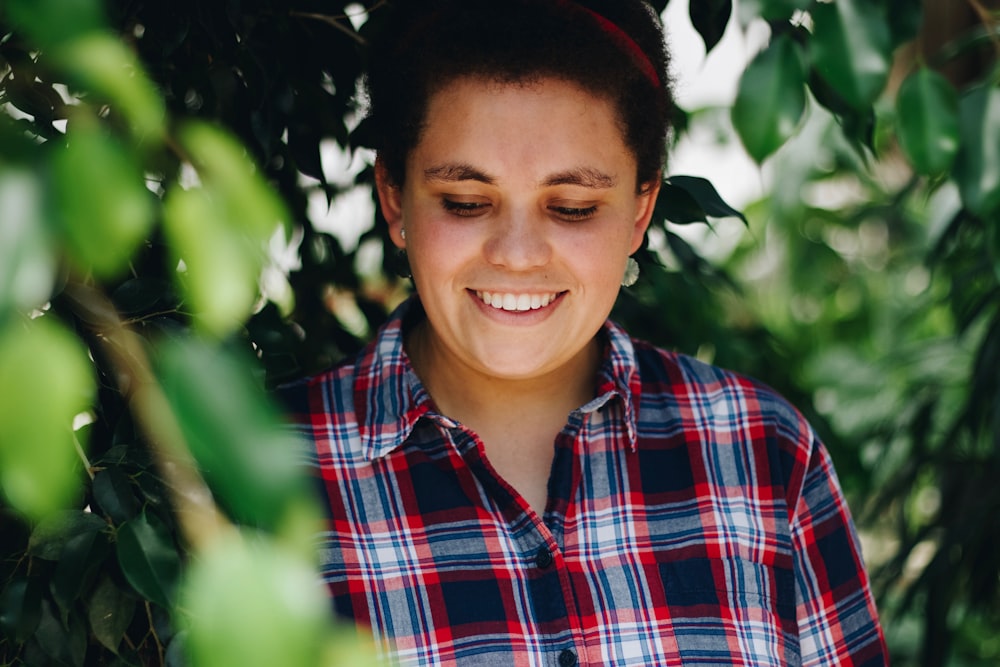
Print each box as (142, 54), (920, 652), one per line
(423, 163), (617, 189)
(541, 167), (617, 189)
(424, 163), (495, 184)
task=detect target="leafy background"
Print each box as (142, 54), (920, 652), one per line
(1, 0), (998, 665)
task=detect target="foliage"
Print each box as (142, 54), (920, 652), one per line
(0, 0), (997, 666)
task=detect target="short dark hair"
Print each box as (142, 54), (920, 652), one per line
(363, 0), (675, 191)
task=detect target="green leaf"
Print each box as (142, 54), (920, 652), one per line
(28, 510), (108, 560)
(33, 598), (88, 667)
(737, 0), (810, 23)
(93, 467), (141, 524)
(732, 35), (806, 163)
(87, 574), (136, 654)
(51, 529), (111, 614)
(0, 170), (55, 315)
(953, 84), (1000, 218)
(656, 183), (707, 225)
(666, 175), (747, 224)
(4, 0), (105, 48)
(50, 126), (155, 279)
(158, 339), (308, 530)
(54, 34), (167, 141)
(689, 0), (731, 54)
(163, 186), (262, 336)
(810, 0), (892, 110)
(176, 121), (287, 240)
(0, 318), (94, 520)
(0, 578), (43, 642)
(116, 511), (181, 609)
(896, 68), (960, 175)
(180, 535), (330, 667)
(887, 0), (924, 48)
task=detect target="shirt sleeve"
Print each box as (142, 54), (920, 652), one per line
(790, 434), (888, 665)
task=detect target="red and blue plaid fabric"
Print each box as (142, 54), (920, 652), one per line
(280, 298), (887, 666)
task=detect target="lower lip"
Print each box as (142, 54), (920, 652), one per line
(468, 290), (565, 322)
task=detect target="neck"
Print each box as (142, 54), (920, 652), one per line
(405, 320), (602, 430)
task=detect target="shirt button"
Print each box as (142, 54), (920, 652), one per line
(558, 648), (578, 666)
(534, 545), (553, 569)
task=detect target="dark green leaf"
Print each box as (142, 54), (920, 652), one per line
(33, 598), (88, 667)
(655, 183), (707, 225)
(667, 175), (747, 224)
(51, 529), (111, 614)
(732, 34), (806, 162)
(28, 510), (107, 561)
(87, 574), (136, 654)
(810, 0), (892, 110)
(689, 0), (732, 54)
(896, 67), (960, 175)
(0, 577), (42, 642)
(737, 0), (810, 23)
(158, 339), (309, 530)
(116, 511), (181, 609)
(93, 467), (141, 524)
(953, 84), (1000, 217)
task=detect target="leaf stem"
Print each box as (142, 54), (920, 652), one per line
(967, 0), (1000, 56)
(63, 280), (234, 553)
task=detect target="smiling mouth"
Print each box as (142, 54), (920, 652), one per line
(474, 290), (561, 312)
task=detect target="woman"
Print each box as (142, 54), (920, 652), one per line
(282, 0), (887, 664)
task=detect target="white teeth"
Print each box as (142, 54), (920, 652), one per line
(476, 291), (559, 312)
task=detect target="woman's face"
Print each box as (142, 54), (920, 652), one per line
(376, 77), (658, 384)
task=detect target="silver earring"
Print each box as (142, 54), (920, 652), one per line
(400, 227), (406, 240)
(622, 256), (640, 287)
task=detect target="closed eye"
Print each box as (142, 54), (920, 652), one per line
(442, 199), (490, 217)
(551, 205), (598, 221)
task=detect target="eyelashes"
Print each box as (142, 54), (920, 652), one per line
(441, 199), (599, 221)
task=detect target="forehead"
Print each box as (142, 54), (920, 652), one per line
(410, 77), (635, 183)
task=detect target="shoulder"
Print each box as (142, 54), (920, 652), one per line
(629, 337), (816, 492)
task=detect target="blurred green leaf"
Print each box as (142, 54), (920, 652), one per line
(953, 84), (1000, 218)
(163, 186), (261, 336)
(896, 67), (960, 175)
(732, 35), (806, 162)
(87, 574), (136, 654)
(116, 511), (181, 609)
(0, 318), (93, 520)
(0, 169), (55, 315)
(0, 578), (42, 643)
(180, 535), (331, 667)
(810, 0), (891, 110)
(50, 127), (155, 279)
(176, 122), (287, 240)
(54, 34), (167, 141)
(4, 0), (105, 48)
(158, 338), (308, 530)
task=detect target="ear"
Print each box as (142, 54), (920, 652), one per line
(375, 157), (406, 248)
(629, 176), (661, 254)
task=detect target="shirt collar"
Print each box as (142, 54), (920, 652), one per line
(355, 296), (641, 460)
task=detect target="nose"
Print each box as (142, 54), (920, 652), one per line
(482, 207), (552, 270)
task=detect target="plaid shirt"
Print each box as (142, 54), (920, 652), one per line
(281, 298), (887, 666)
